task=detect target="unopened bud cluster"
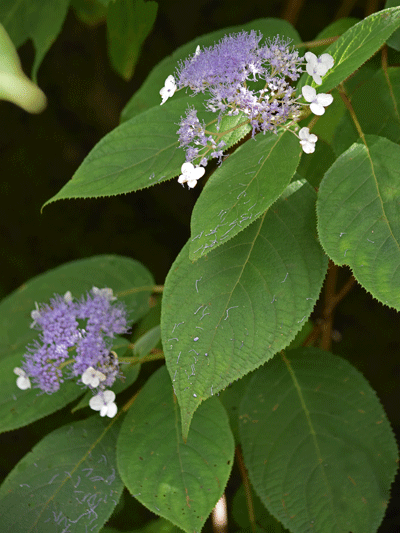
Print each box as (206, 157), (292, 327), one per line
(159, 31), (334, 188)
(14, 287), (129, 418)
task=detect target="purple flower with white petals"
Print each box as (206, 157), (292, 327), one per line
(165, 31), (306, 173)
(16, 287), (128, 400)
(159, 31), (334, 186)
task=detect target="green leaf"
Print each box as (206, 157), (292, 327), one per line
(309, 17), (360, 56)
(239, 347), (398, 533)
(138, 518), (183, 533)
(0, 255), (154, 432)
(121, 18), (301, 121)
(386, 0), (400, 50)
(71, 0), (107, 26)
(333, 67), (400, 157)
(189, 130), (301, 260)
(133, 325), (161, 359)
(42, 95), (250, 206)
(0, 23), (46, 112)
(317, 135), (400, 310)
(0, 0), (70, 81)
(232, 485), (288, 532)
(161, 181), (328, 439)
(0, 351), (84, 434)
(0, 416), (124, 532)
(117, 366), (234, 533)
(296, 138), (336, 188)
(219, 374), (254, 444)
(107, 0), (158, 80)
(298, 7), (400, 94)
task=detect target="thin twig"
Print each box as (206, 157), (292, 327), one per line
(236, 446), (257, 533)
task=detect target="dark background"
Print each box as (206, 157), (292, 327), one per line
(1, 0), (399, 531)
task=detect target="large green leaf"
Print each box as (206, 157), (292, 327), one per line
(161, 181), (328, 439)
(189, 130), (301, 260)
(0, 255), (154, 433)
(121, 18), (301, 122)
(0, 0), (70, 80)
(297, 7), (400, 94)
(317, 135), (400, 311)
(239, 347), (398, 533)
(117, 366), (234, 533)
(107, 0), (158, 80)
(333, 67), (400, 157)
(0, 416), (124, 532)
(42, 96), (251, 206)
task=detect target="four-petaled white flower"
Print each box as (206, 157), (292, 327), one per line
(299, 127), (318, 154)
(160, 75), (177, 105)
(14, 367), (31, 390)
(305, 52), (334, 85)
(82, 366), (107, 388)
(89, 390), (118, 418)
(302, 85), (333, 116)
(178, 162), (205, 188)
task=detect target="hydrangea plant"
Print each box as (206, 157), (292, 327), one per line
(1, 4), (400, 533)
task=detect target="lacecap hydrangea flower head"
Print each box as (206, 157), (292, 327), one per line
(159, 31), (334, 188)
(14, 287), (129, 418)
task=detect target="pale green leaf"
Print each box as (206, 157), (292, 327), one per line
(161, 181), (328, 439)
(0, 23), (46, 112)
(239, 347), (398, 533)
(117, 366), (234, 533)
(317, 135), (400, 310)
(0, 0), (70, 80)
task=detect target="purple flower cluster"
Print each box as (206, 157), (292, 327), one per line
(16, 287), (128, 395)
(159, 32), (334, 186)
(174, 32), (303, 166)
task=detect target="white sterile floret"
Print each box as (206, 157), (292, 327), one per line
(299, 127), (318, 154)
(194, 45), (201, 56)
(30, 302), (41, 328)
(14, 367), (31, 390)
(302, 85), (333, 116)
(92, 286), (116, 301)
(178, 162), (205, 188)
(305, 52), (334, 85)
(82, 366), (107, 388)
(89, 390), (118, 418)
(160, 75), (177, 105)
(63, 291), (73, 303)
